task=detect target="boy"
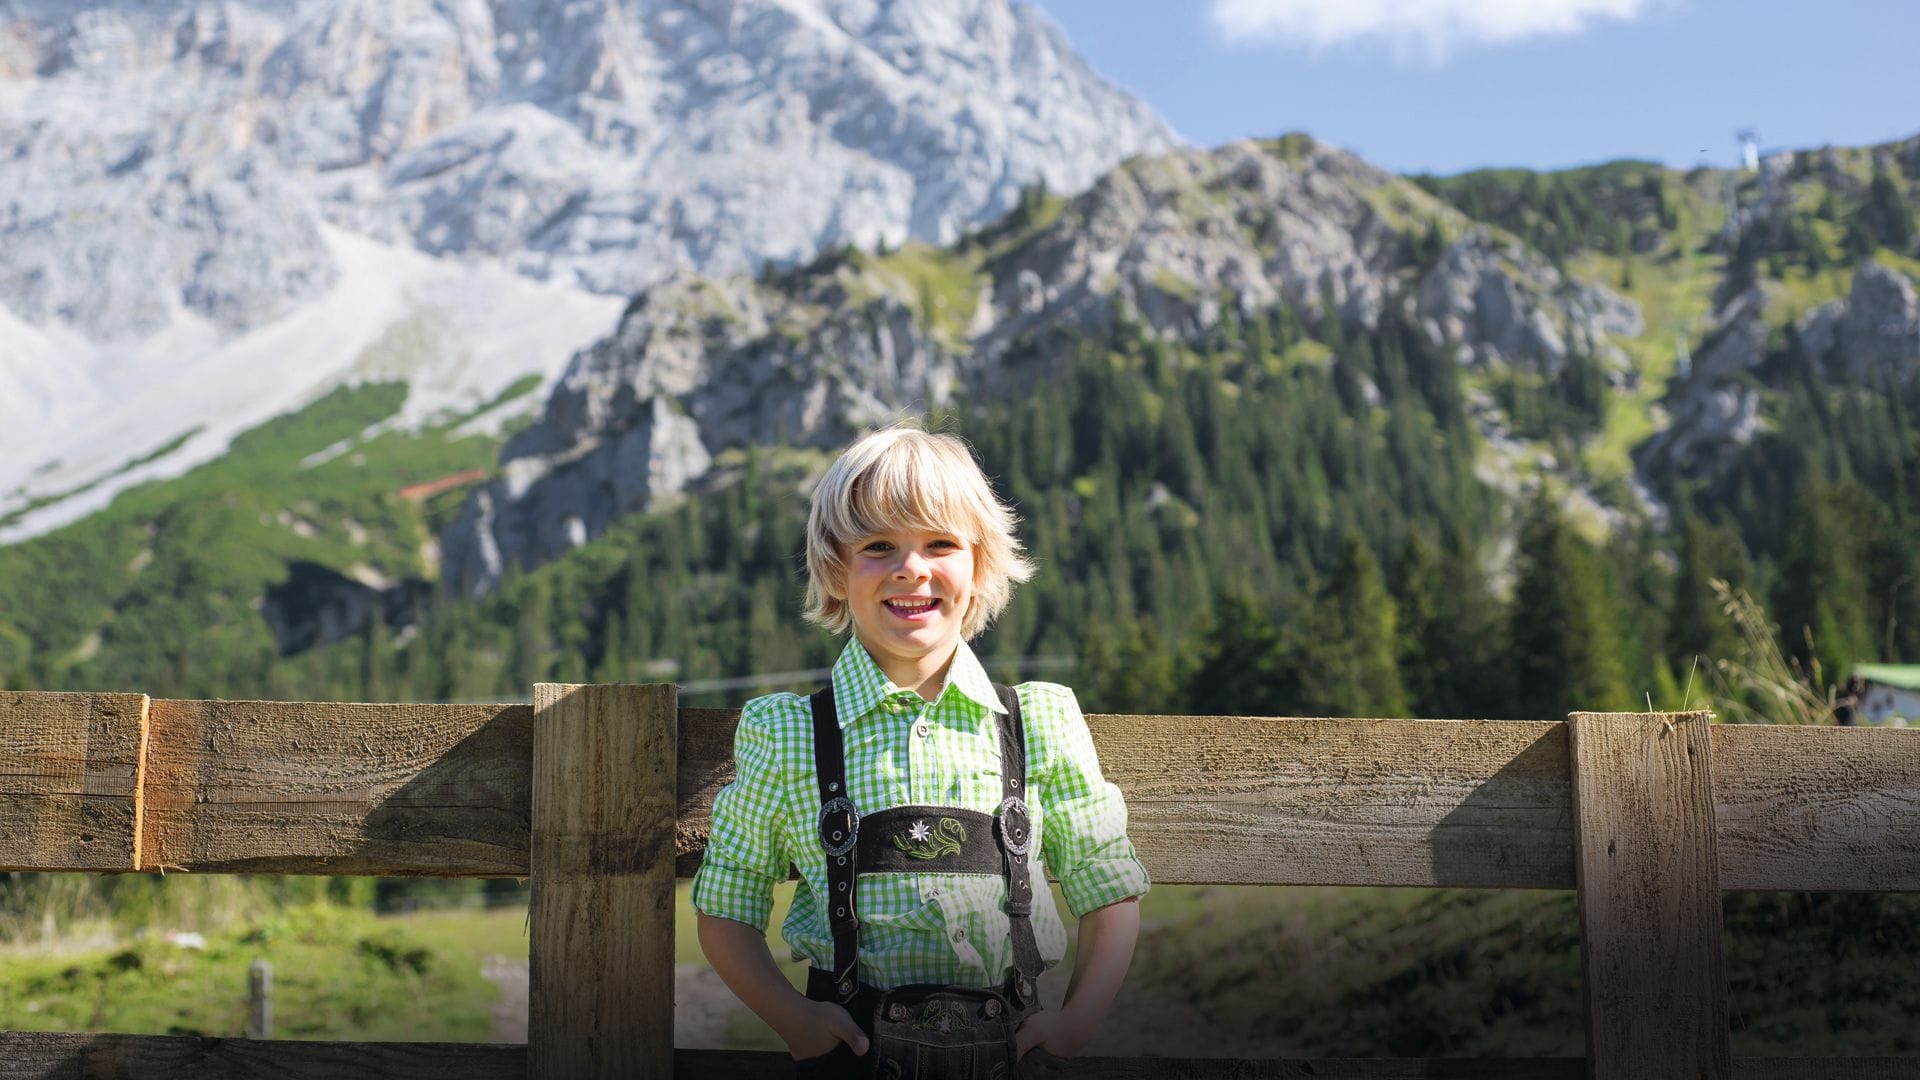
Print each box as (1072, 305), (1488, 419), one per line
(694, 423), (1150, 1078)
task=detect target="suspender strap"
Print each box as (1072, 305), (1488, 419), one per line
(809, 687), (860, 1003)
(993, 683), (1044, 1003)
(808, 681), (1042, 1004)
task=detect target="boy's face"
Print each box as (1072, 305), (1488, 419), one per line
(842, 525), (976, 684)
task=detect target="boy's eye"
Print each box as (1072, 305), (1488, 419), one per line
(861, 540), (893, 554)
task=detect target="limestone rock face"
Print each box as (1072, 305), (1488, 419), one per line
(1798, 263), (1920, 380)
(1417, 228), (1642, 375)
(1, 0), (1177, 341)
(439, 136), (1649, 596)
(438, 267), (974, 595)
(1689, 288), (1770, 382)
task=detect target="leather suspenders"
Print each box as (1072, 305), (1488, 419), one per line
(810, 687), (861, 1001)
(808, 684), (1044, 1007)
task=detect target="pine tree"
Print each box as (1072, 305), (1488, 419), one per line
(1184, 591), (1290, 716)
(1296, 531), (1408, 717)
(1667, 512), (1753, 674)
(1774, 475), (1875, 681)
(1509, 495), (1631, 718)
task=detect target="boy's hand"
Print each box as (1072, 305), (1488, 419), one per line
(785, 999), (870, 1060)
(1015, 1009), (1092, 1058)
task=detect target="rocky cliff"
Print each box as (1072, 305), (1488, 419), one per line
(0, 0), (1176, 536)
(441, 134), (1647, 596)
(0, 0), (1176, 342)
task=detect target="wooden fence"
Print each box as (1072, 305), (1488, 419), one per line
(2, 685), (1918, 1079)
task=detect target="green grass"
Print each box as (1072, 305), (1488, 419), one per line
(1130, 884), (1920, 1057)
(853, 243), (988, 349)
(1565, 231), (1723, 486)
(0, 903), (496, 1042)
(9, 879), (1910, 1056)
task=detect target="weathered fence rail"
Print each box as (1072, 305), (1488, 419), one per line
(3, 687), (1918, 1078)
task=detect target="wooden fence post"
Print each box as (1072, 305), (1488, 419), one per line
(529, 683), (678, 1079)
(247, 958), (271, 1039)
(1569, 710), (1728, 1080)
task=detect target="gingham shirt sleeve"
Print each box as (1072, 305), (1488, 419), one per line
(1029, 683), (1151, 917)
(690, 696), (791, 931)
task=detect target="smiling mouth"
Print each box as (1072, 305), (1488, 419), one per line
(883, 598), (941, 619)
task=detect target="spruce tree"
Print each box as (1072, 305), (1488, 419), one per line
(1509, 495), (1631, 718)
(1297, 531), (1408, 717)
(1184, 591), (1290, 716)
(1774, 475), (1875, 680)
(1667, 512), (1753, 673)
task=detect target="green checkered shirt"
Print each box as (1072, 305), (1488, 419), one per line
(692, 638), (1150, 990)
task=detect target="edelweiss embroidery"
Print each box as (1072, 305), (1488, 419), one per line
(892, 816), (967, 859)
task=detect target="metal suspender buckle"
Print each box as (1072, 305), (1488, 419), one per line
(818, 795), (860, 857)
(995, 795), (1032, 856)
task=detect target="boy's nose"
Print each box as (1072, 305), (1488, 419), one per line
(895, 550), (930, 578)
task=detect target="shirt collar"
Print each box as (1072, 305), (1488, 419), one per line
(830, 637), (1007, 729)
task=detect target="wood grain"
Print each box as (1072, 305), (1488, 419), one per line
(529, 683), (676, 1080)
(1712, 724), (1920, 890)
(1, 691), (1915, 891)
(677, 712), (1579, 887)
(1570, 710), (1728, 1080)
(0, 691), (147, 872)
(0, 1032), (524, 1079)
(139, 698), (531, 875)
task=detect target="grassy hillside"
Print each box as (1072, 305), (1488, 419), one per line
(10, 882), (1907, 1056)
(0, 903), (514, 1042)
(0, 379), (532, 697)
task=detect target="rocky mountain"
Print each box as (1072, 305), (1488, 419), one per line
(1635, 143), (1920, 488)
(0, 0), (1176, 537)
(441, 134), (1651, 596)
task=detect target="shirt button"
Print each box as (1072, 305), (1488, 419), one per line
(951, 928), (966, 942)
(913, 719), (931, 738)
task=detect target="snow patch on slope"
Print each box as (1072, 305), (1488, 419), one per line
(0, 226), (622, 542)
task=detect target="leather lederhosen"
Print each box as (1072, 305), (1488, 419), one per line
(798, 683), (1048, 1080)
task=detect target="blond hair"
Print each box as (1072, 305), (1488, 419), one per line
(804, 423), (1034, 639)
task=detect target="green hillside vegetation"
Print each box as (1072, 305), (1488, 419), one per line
(2, 142), (1917, 731)
(0, 380), (532, 697)
(1134, 885), (1920, 1057)
(0, 902), (518, 1042)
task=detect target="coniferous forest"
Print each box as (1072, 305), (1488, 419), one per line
(11, 267), (1920, 729)
(5, 133), (1920, 1059)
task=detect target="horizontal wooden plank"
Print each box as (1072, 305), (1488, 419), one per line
(4, 688), (1914, 890)
(675, 1051), (1920, 1079)
(680, 1049), (1585, 1078)
(1712, 724), (1920, 891)
(0, 691), (147, 872)
(0, 1032), (524, 1080)
(141, 699), (531, 876)
(1, 1039), (1908, 1080)
(679, 712), (1579, 888)
(1098, 715), (1576, 888)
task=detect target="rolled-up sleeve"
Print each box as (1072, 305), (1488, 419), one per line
(1032, 684), (1151, 917)
(691, 699), (790, 931)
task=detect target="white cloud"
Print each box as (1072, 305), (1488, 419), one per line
(1209, 0), (1654, 61)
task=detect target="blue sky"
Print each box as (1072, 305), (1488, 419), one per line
(1026, 0), (1920, 176)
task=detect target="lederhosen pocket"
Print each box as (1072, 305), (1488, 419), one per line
(868, 982), (1019, 1080)
(807, 683), (1046, 1080)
